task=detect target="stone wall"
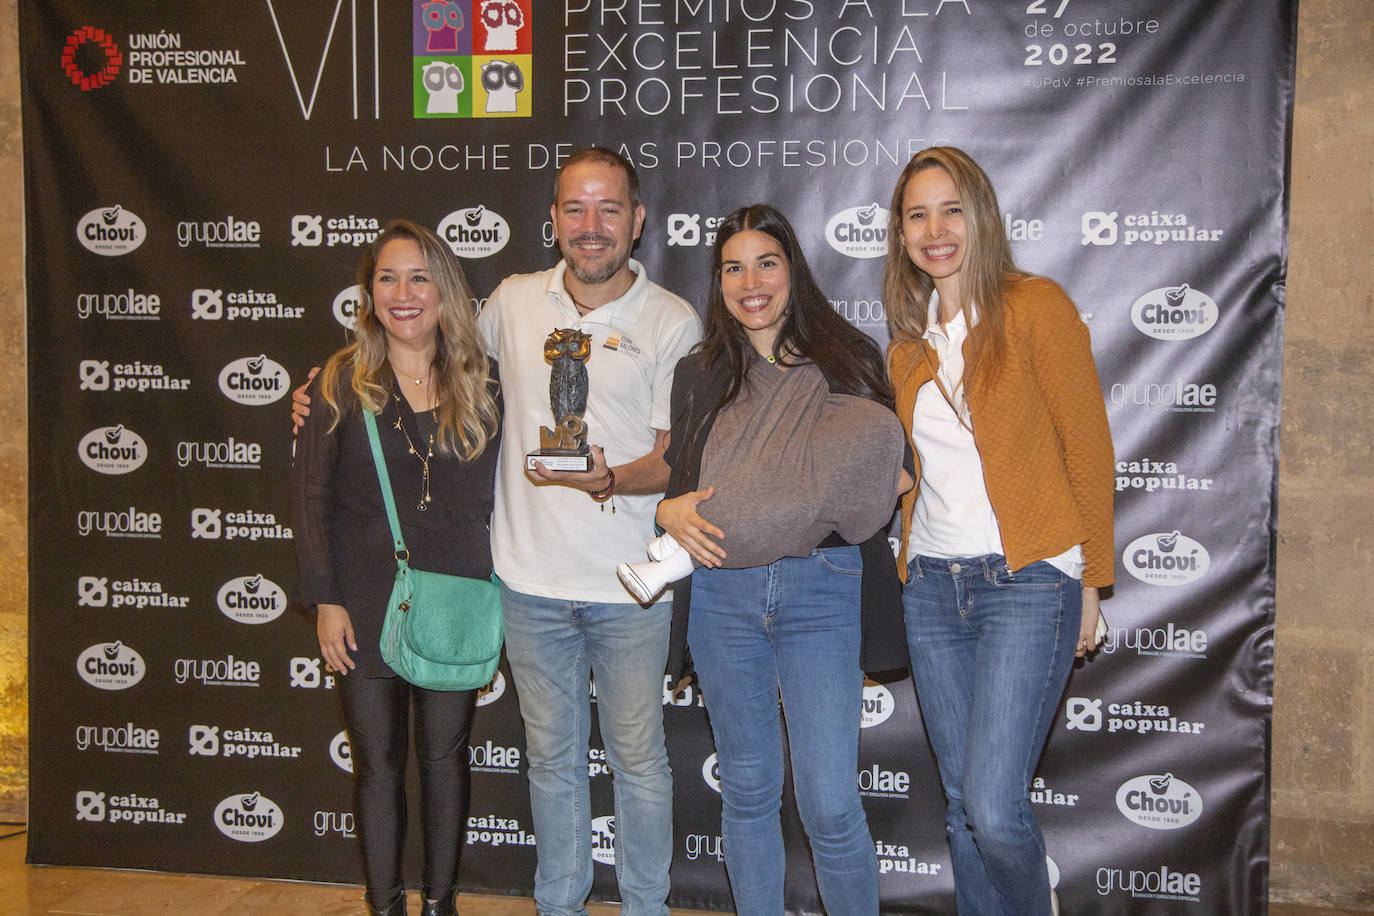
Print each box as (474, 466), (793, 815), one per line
(0, 0), (1369, 906)
(1270, 0), (1374, 909)
(0, 0), (26, 816)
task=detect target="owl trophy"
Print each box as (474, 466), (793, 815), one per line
(525, 327), (594, 472)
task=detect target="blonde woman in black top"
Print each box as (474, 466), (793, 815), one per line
(292, 219), (501, 916)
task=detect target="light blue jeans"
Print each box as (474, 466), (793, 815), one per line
(903, 555), (1081, 916)
(689, 547), (879, 916)
(500, 584), (673, 916)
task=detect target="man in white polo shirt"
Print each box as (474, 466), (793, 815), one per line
(478, 147), (700, 916)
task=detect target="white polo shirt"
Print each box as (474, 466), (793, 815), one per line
(478, 259), (702, 603)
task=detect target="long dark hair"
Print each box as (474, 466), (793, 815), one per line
(697, 204), (893, 409)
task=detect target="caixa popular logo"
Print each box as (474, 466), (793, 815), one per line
(217, 574), (287, 624)
(874, 838), (942, 878)
(77, 641), (146, 690)
(1124, 531), (1210, 586)
(77, 205), (146, 256)
(289, 657), (336, 690)
(665, 213), (722, 248)
(218, 354), (289, 405)
(333, 284), (364, 330)
(590, 815), (616, 866)
(860, 681), (895, 728)
(78, 425), (147, 474)
(1130, 283), (1218, 340)
(75, 791), (186, 825)
(439, 206), (510, 258)
(214, 792), (284, 842)
(825, 203), (889, 259)
(662, 675), (705, 709)
(1116, 773), (1203, 830)
(290, 214), (379, 248)
(466, 814), (537, 849)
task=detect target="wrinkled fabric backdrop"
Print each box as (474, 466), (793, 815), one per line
(22, 2), (1291, 912)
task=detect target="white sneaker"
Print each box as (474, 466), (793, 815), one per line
(645, 532), (680, 562)
(617, 538), (694, 603)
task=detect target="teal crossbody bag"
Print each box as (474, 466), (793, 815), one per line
(364, 409), (502, 691)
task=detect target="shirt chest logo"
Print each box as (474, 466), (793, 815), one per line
(602, 334), (643, 357)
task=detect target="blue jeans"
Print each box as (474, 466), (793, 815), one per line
(500, 585), (673, 916)
(903, 555), (1080, 916)
(689, 548), (879, 916)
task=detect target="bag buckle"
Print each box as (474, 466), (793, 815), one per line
(395, 548), (410, 563)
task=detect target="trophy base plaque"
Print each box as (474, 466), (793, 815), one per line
(526, 450), (593, 472)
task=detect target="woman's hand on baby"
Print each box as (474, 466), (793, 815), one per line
(656, 487), (727, 568)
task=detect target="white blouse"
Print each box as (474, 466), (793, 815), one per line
(905, 292), (1084, 579)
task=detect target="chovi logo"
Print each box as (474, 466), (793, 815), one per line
(78, 425), (147, 475)
(333, 285), (364, 331)
(1124, 531), (1210, 586)
(63, 26), (122, 90)
(860, 681), (895, 729)
(1130, 284), (1218, 340)
(826, 203), (889, 259)
(77, 205), (146, 256)
(77, 641), (146, 690)
(701, 752), (722, 794)
(590, 814), (616, 866)
(214, 792), (284, 842)
(1116, 773), (1203, 830)
(218, 355), (289, 405)
(217, 574), (287, 625)
(439, 206), (510, 258)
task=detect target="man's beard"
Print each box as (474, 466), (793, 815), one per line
(563, 234), (626, 286)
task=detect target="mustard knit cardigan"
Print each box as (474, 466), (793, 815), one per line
(889, 276), (1116, 588)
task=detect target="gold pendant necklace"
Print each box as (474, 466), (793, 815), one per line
(394, 366), (429, 387)
(392, 394), (435, 511)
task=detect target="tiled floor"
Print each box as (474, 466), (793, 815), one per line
(1, 830), (707, 915)
(3, 830), (1368, 914)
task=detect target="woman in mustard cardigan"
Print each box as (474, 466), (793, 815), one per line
(884, 147), (1114, 915)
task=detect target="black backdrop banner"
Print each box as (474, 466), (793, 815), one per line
(22, 2), (1292, 913)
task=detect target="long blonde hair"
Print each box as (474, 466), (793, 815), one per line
(883, 146), (1027, 390)
(318, 219), (499, 460)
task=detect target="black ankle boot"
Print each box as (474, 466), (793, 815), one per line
(367, 890), (407, 915)
(420, 890), (457, 916)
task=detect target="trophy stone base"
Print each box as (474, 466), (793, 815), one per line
(526, 450), (593, 472)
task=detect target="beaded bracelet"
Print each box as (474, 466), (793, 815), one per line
(589, 467), (616, 503)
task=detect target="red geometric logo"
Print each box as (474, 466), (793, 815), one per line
(62, 27), (122, 91)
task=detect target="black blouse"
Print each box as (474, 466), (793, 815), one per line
(291, 365), (502, 678)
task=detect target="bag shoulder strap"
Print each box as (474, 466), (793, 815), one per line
(362, 409), (410, 567)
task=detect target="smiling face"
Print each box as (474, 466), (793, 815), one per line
(371, 237), (440, 351)
(719, 229), (791, 355)
(900, 165), (968, 304)
(551, 159), (645, 291)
